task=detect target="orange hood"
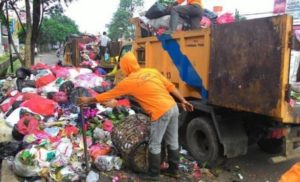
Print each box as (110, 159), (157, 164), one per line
(120, 52), (140, 76)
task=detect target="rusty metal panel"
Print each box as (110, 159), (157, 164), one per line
(208, 16), (289, 116)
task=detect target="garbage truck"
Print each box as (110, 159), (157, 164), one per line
(119, 15), (300, 166)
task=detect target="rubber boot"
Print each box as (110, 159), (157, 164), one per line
(162, 149), (180, 179)
(140, 152), (161, 181)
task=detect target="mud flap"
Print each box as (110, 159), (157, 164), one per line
(217, 119), (248, 158)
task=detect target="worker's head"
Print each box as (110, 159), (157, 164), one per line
(103, 31), (107, 35)
(120, 52), (140, 76)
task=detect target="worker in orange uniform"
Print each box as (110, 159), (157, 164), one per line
(77, 52), (193, 181)
(279, 163), (300, 182)
(167, 0), (203, 34)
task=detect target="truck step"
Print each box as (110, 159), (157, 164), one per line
(270, 125), (300, 163)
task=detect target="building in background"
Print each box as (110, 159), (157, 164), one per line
(273, 0), (300, 27)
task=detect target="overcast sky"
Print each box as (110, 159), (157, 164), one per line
(64, 0), (274, 34)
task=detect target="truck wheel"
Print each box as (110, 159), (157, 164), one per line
(257, 138), (283, 154)
(186, 117), (222, 166)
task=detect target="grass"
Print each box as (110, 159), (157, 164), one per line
(0, 55), (9, 63)
(6, 59), (22, 74)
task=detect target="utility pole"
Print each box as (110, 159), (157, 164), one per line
(5, 0), (14, 73)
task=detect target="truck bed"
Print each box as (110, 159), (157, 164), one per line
(132, 15), (295, 123)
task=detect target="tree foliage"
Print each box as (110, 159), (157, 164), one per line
(39, 15), (79, 45)
(108, 0), (144, 40)
(0, 0), (75, 67)
(158, 0), (173, 7)
(234, 9), (247, 21)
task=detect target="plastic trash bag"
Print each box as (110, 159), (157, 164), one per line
(0, 141), (24, 160)
(145, 2), (168, 19)
(12, 125), (25, 141)
(21, 95), (58, 116)
(16, 79), (36, 92)
(74, 73), (104, 88)
(93, 128), (111, 143)
(69, 87), (92, 104)
(0, 92), (23, 113)
(217, 13), (235, 24)
(51, 65), (70, 79)
(31, 63), (51, 70)
(56, 166), (80, 182)
(147, 15), (171, 30)
(94, 155), (123, 171)
(13, 149), (41, 177)
(86, 170), (99, 182)
(53, 138), (73, 159)
(16, 68), (32, 79)
(0, 118), (13, 142)
(94, 67), (107, 76)
(89, 144), (111, 160)
(16, 115), (40, 135)
(52, 92), (68, 104)
(5, 100), (23, 118)
(40, 80), (59, 93)
(35, 74), (56, 88)
(59, 81), (74, 95)
(68, 68), (93, 80)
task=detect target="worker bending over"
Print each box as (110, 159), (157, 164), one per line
(78, 52), (193, 181)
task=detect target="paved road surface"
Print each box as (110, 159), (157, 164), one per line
(216, 145), (299, 182)
(35, 51), (299, 182)
(34, 51), (62, 66)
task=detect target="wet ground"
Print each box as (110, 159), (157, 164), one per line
(85, 144), (298, 182)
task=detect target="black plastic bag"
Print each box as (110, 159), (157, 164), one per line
(59, 81), (74, 95)
(0, 141), (25, 159)
(12, 125), (24, 141)
(19, 108), (42, 121)
(16, 68), (32, 79)
(145, 2), (168, 19)
(69, 87), (92, 104)
(93, 85), (112, 93)
(16, 79), (36, 92)
(5, 100), (24, 117)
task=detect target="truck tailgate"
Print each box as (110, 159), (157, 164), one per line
(208, 15), (292, 121)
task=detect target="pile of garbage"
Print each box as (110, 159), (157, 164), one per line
(0, 62), (217, 181)
(78, 35), (102, 69)
(0, 62), (142, 181)
(77, 34), (116, 70)
(138, 2), (235, 36)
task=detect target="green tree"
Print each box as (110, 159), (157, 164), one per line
(108, 0), (144, 40)
(39, 15), (79, 46)
(0, 0), (23, 62)
(235, 9), (247, 21)
(158, 0), (173, 7)
(0, 0), (74, 67)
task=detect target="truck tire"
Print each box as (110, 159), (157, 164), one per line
(257, 138), (283, 154)
(186, 117), (222, 166)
